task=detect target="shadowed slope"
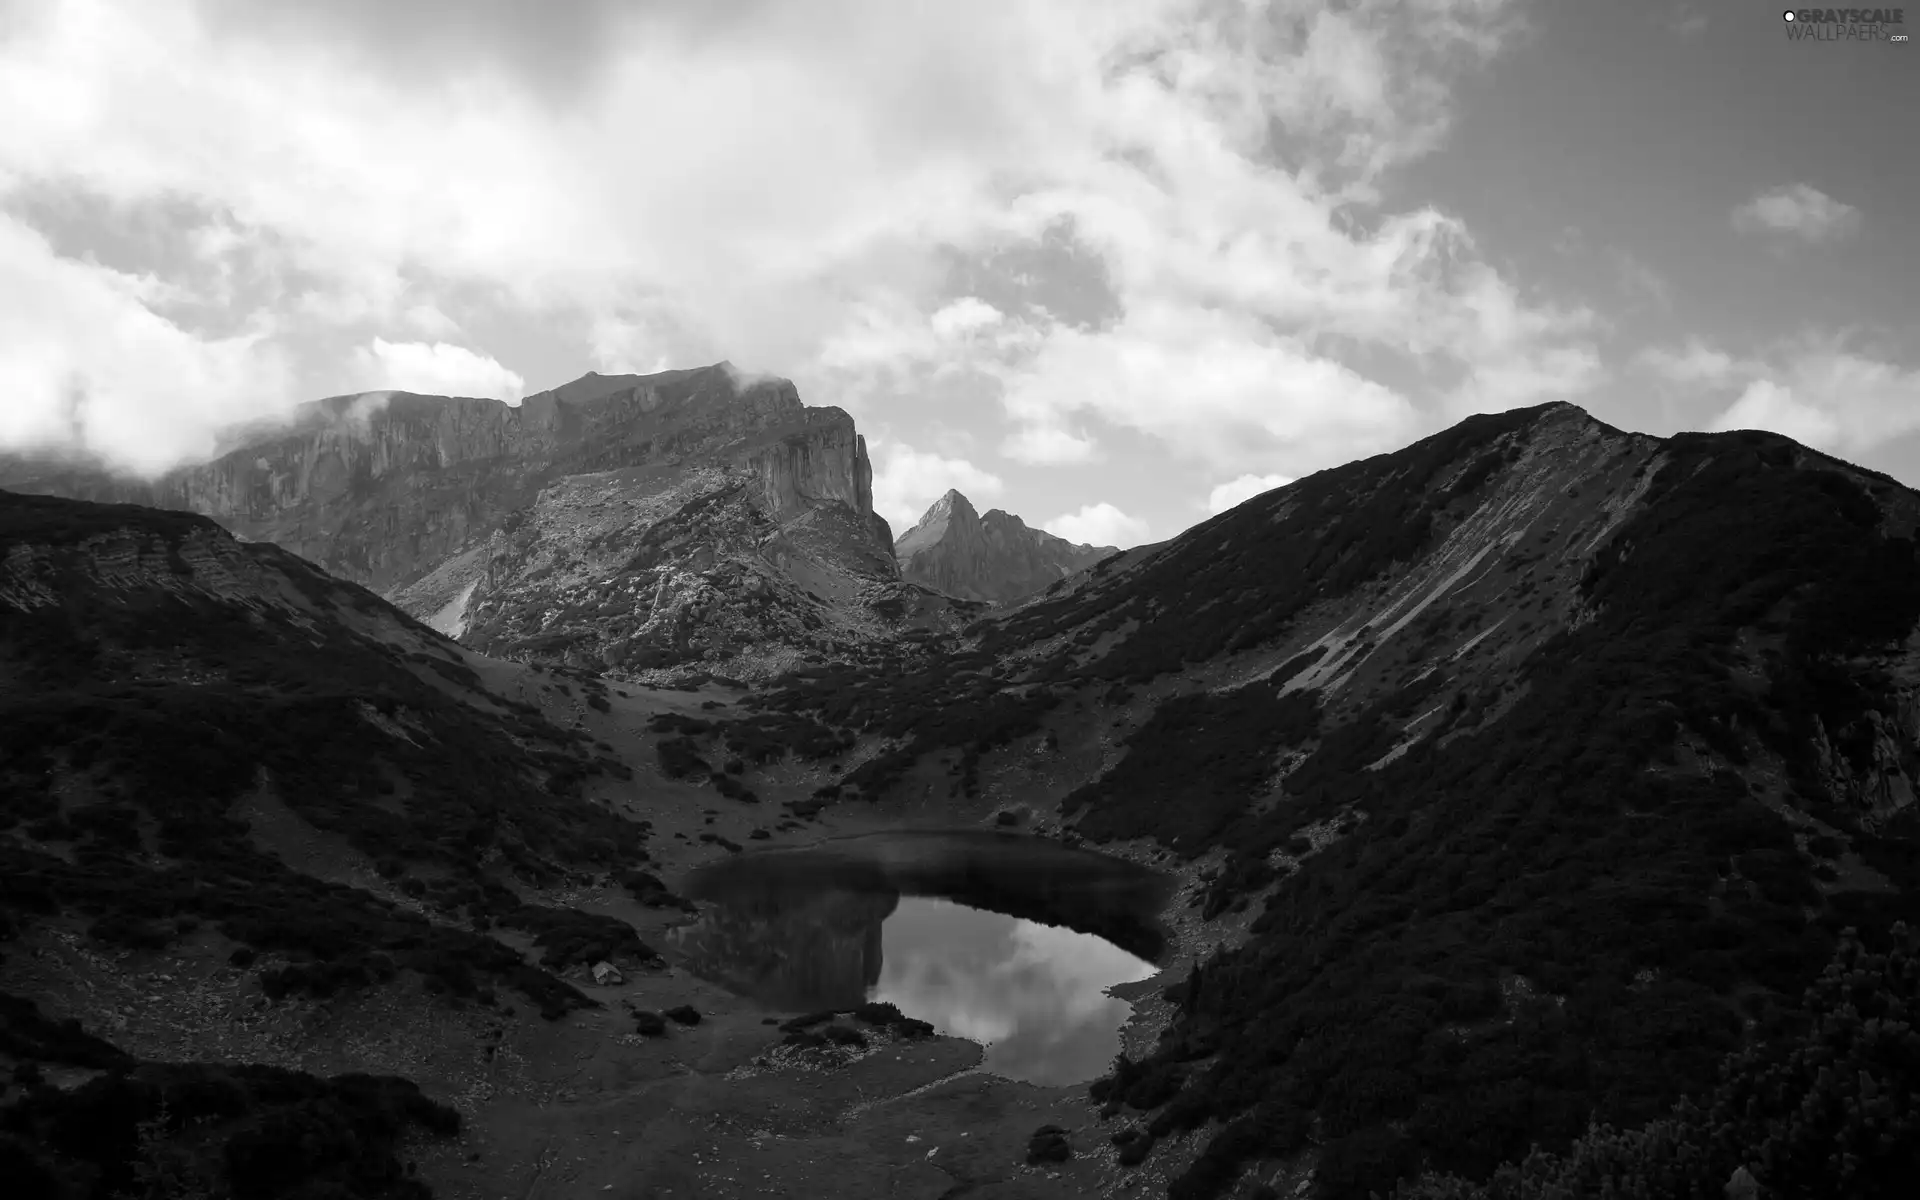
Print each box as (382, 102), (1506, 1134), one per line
(691, 403), (1920, 1198)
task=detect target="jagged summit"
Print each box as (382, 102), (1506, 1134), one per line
(894, 489), (979, 560)
(895, 489), (1116, 605)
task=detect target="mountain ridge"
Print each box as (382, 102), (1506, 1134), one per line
(698, 398), (1920, 1197)
(7, 396), (1920, 1200)
(895, 487), (1118, 605)
(0, 364), (989, 680)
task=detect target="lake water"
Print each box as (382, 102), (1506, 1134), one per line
(666, 830), (1171, 1086)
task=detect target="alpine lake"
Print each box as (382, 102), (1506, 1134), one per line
(665, 829), (1174, 1085)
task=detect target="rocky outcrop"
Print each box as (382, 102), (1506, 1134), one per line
(1, 364), (885, 591)
(0, 363), (944, 676)
(895, 490), (1116, 605)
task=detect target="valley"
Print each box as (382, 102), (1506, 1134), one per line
(3, 373), (1918, 1200)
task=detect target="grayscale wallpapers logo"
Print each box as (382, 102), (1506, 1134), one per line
(1783, 8), (1910, 40)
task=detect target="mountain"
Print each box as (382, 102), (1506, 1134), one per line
(1, 364), (978, 679)
(679, 400), (1920, 1198)
(0, 487), (645, 1194)
(894, 489), (1118, 604)
(0, 487), (1104, 1200)
(11, 396), (1920, 1200)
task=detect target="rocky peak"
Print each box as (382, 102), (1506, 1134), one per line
(896, 490), (1116, 606)
(0, 362), (936, 678)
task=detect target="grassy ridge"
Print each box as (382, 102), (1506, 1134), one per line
(1078, 432), (1920, 1198)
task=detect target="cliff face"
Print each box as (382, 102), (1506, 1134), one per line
(895, 490), (1116, 605)
(0, 363), (947, 677)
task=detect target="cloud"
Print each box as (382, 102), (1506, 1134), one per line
(1732, 184), (1861, 243)
(1205, 473), (1295, 515)
(1000, 422), (1100, 466)
(869, 439), (1005, 532)
(0, 0), (1557, 481)
(999, 303), (1421, 474)
(349, 339), (527, 401)
(0, 210), (293, 475)
(1708, 347), (1920, 455)
(1636, 339), (1750, 389)
(1044, 502), (1150, 549)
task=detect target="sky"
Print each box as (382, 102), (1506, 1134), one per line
(1, 1), (1915, 549)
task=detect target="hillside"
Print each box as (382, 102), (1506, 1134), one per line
(672, 401), (1920, 1198)
(10, 396), (1920, 1199)
(895, 489), (1117, 605)
(0, 487), (1125, 1200)
(0, 365), (977, 680)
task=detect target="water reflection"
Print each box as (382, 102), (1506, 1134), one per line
(874, 896), (1156, 1084)
(666, 830), (1171, 1085)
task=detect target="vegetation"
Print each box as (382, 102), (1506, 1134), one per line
(1063, 679), (1320, 851)
(0, 1049), (458, 1200)
(1068, 431), (1920, 1198)
(0, 490), (651, 1019)
(1392, 923), (1920, 1200)
(976, 406), (1547, 680)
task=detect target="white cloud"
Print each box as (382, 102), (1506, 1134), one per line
(0, 211), (293, 475)
(1708, 347), (1920, 454)
(999, 303), (1421, 474)
(1205, 473), (1294, 515)
(349, 338), (526, 400)
(0, 0), (1560, 484)
(1732, 184), (1861, 243)
(870, 439), (1005, 532)
(928, 297), (1004, 339)
(1636, 339), (1750, 389)
(1044, 502), (1150, 549)
(1000, 422), (1100, 466)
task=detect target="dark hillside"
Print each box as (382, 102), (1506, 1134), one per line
(696, 409), (1920, 1198)
(0, 489), (651, 1021)
(976, 403), (1546, 681)
(1100, 429), (1920, 1198)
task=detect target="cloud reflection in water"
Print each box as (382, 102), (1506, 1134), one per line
(872, 896), (1157, 1086)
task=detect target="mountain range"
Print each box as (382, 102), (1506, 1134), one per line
(895, 489), (1118, 605)
(3, 379), (1918, 1200)
(0, 366), (1118, 666)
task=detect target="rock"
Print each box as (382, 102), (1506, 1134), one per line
(664, 1004), (701, 1026)
(1026, 1124), (1072, 1165)
(1725, 1166), (1760, 1200)
(590, 961), (623, 986)
(0, 363), (974, 677)
(1110, 1126), (1153, 1167)
(896, 490), (1117, 605)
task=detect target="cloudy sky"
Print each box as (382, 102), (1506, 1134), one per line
(1, 1), (1914, 548)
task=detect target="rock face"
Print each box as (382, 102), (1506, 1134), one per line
(895, 490), (1117, 605)
(0, 363), (973, 677)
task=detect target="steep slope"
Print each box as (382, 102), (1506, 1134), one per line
(1, 364), (967, 678)
(686, 402), (1920, 1198)
(895, 489), (1117, 604)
